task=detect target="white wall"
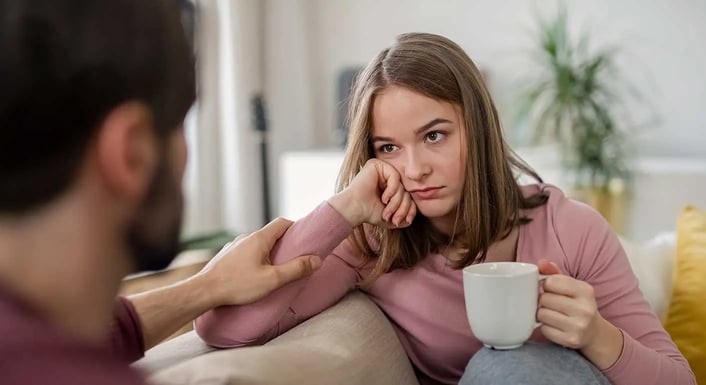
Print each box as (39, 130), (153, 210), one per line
(263, 0), (706, 217)
(278, 149), (706, 240)
(312, 0), (706, 154)
(264, 0), (320, 216)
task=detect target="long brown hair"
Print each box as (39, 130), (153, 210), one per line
(337, 33), (548, 282)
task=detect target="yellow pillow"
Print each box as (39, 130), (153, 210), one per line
(664, 205), (706, 383)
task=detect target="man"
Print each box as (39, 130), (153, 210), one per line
(0, 1), (321, 384)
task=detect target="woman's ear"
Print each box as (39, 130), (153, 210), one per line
(94, 101), (157, 203)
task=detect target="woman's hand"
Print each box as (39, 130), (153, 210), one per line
(328, 159), (417, 229)
(536, 259), (624, 369)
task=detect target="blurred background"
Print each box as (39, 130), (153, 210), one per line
(178, 0), (706, 246)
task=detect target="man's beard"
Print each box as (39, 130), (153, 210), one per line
(126, 157), (184, 272)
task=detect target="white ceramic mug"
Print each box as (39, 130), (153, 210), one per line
(462, 262), (546, 349)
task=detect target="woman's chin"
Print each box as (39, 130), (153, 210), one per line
(416, 204), (456, 222)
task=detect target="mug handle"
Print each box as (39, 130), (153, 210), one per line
(534, 274), (549, 328)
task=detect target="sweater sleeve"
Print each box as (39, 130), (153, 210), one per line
(194, 202), (362, 347)
(111, 297), (145, 363)
(551, 195), (695, 385)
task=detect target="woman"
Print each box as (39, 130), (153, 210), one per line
(195, 33), (694, 385)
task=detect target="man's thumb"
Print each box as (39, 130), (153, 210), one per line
(272, 255), (322, 287)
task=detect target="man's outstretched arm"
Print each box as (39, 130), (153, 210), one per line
(126, 218), (322, 351)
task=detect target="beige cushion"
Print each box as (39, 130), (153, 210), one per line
(136, 291), (419, 385)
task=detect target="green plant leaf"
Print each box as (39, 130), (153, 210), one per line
(516, 2), (641, 189)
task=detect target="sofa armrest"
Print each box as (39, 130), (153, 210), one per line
(135, 291), (420, 385)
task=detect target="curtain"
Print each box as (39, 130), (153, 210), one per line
(182, 0), (266, 237)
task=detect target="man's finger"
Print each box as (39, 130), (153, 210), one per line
(270, 255), (321, 288)
(253, 217), (293, 249)
(224, 234), (248, 250)
(234, 234), (248, 242)
(214, 233), (250, 258)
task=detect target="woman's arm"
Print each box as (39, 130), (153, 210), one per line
(194, 159), (417, 348)
(549, 196), (695, 385)
(194, 202), (359, 347)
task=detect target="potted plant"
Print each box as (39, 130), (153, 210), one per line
(518, 6), (635, 232)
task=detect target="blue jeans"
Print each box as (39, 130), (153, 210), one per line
(459, 343), (612, 385)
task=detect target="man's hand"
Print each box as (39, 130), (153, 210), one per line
(129, 217), (321, 350)
(195, 217), (322, 307)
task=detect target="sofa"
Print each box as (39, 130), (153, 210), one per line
(133, 233), (680, 385)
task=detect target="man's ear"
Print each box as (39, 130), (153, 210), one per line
(95, 102), (157, 202)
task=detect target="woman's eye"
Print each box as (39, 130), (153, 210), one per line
(379, 144), (397, 153)
(425, 131), (445, 143)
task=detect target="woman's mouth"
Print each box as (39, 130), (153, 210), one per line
(410, 186), (443, 200)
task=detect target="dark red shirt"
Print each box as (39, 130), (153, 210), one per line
(0, 286), (146, 385)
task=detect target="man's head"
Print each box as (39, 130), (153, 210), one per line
(0, 0), (196, 271)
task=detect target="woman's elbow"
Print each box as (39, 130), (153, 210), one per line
(193, 309), (264, 348)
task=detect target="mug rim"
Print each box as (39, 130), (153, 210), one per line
(462, 262), (538, 278)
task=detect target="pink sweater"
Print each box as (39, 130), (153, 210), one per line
(195, 184), (695, 385)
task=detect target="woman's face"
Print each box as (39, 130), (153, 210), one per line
(370, 85), (467, 233)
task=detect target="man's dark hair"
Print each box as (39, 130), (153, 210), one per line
(0, 0), (196, 214)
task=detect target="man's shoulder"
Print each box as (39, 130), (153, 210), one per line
(0, 293), (145, 385)
(0, 333), (145, 385)
(1, 351), (145, 385)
